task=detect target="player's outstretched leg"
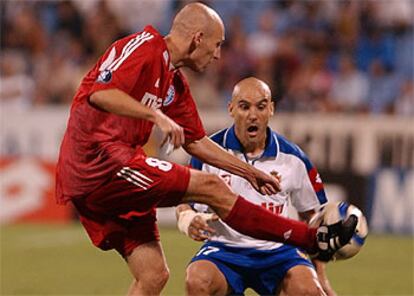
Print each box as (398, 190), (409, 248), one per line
(183, 170), (357, 260)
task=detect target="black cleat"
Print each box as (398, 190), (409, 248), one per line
(315, 214), (359, 261)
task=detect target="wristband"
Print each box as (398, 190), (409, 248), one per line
(177, 210), (215, 236)
(177, 210), (197, 235)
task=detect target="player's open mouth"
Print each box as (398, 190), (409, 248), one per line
(247, 125), (259, 136)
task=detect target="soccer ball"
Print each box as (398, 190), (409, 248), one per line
(311, 201), (368, 260)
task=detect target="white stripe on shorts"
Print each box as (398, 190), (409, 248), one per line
(117, 172), (147, 190)
(117, 167), (153, 190)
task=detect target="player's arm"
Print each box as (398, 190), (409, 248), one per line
(90, 89), (184, 148)
(175, 204), (218, 241)
(299, 211), (337, 296)
(184, 136), (281, 195)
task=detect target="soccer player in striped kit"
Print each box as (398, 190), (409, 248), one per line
(56, 3), (356, 295)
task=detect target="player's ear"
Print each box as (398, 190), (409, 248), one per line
(270, 101), (274, 116)
(189, 31), (203, 54)
(193, 31), (204, 47)
(228, 101), (234, 117)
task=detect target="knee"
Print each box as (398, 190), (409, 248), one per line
(185, 268), (213, 294)
(281, 278), (324, 296)
(154, 267), (170, 288)
(139, 266), (170, 291)
(158, 267), (170, 288)
(281, 266), (325, 296)
(294, 284), (324, 296)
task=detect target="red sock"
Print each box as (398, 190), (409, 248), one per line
(224, 196), (317, 252)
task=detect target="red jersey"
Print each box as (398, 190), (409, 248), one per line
(56, 25), (205, 204)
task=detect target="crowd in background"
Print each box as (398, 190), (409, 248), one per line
(1, 0), (413, 115)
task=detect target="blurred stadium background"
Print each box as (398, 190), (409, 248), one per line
(0, 0), (413, 295)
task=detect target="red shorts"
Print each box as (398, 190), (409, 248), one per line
(71, 153), (191, 257)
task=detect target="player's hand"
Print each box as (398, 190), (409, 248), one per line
(188, 213), (219, 241)
(177, 209), (219, 241)
(154, 109), (185, 150)
(247, 168), (281, 195)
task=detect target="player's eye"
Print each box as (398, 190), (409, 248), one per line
(239, 104), (249, 110)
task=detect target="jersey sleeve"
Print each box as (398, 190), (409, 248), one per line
(164, 72), (206, 142)
(290, 147), (328, 213)
(89, 32), (154, 96)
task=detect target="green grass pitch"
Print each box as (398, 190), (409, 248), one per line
(1, 224), (413, 295)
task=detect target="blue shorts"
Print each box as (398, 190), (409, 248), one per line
(190, 241), (314, 295)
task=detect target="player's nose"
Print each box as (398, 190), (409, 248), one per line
(248, 109), (258, 120)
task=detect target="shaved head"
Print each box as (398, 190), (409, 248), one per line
(171, 2), (224, 37)
(232, 77), (272, 102)
(228, 77), (274, 154)
(165, 2), (225, 72)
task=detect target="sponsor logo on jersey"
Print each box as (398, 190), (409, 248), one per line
(261, 202), (284, 214)
(142, 92), (162, 110)
(96, 69), (112, 83)
(163, 85), (175, 106)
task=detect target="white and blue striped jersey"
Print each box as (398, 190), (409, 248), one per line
(190, 126), (328, 250)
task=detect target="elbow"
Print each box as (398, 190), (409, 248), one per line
(89, 91), (103, 106)
(183, 141), (196, 155)
(184, 139), (204, 159)
(89, 90), (112, 111)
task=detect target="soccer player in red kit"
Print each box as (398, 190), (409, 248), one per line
(56, 2), (357, 295)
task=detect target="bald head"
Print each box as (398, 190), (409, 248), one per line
(232, 77), (272, 102)
(166, 2), (224, 71)
(171, 2), (224, 37)
(228, 77), (274, 154)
